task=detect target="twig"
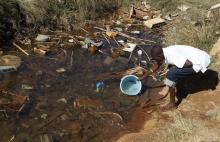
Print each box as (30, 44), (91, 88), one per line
(80, 27), (90, 34)
(38, 112), (64, 130)
(94, 26), (156, 43)
(113, 37), (120, 47)
(102, 33), (110, 44)
(8, 135), (15, 142)
(34, 42), (57, 45)
(12, 42), (29, 56)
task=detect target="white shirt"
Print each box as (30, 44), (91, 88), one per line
(162, 45), (211, 73)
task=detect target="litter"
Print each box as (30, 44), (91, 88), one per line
(88, 45), (97, 54)
(143, 17), (166, 28)
(120, 75), (142, 96)
(57, 98), (67, 104)
(96, 81), (105, 93)
(56, 68), (66, 73)
(131, 31), (141, 34)
(35, 34), (50, 42)
(122, 43), (137, 52)
(22, 84), (34, 90)
(34, 48), (47, 56)
(0, 55), (22, 73)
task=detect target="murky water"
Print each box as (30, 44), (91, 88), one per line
(0, 25), (165, 142)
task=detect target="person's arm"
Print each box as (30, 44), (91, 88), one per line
(138, 62), (159, 80)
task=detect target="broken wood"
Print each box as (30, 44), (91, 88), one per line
(94, 26), (156, 43)
(12, 42), (29, 56)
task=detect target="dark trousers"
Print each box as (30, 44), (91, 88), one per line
(167, 67), (196, 83)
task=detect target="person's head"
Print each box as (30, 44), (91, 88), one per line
(150, 45), (165, 66)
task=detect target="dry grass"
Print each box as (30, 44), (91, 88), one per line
(18, 0), (129, 29)
(154, 0), (220, 52)
(152, 112), (220, 142)
(146, 0), (219, 11)
(164, 20), (217, 52)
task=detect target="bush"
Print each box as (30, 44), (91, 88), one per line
(0, 0), (25, 46)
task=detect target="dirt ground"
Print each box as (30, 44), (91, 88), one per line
(117, 83), (220, 142)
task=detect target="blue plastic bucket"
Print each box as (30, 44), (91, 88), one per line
(120, 75), (142, 96)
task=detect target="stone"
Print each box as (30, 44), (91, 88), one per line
(210, 37), (220, 57)
(143, 18), (165, 28)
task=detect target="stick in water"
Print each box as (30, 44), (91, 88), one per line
(13, 42), (29, 56)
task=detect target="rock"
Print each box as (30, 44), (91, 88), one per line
(35, 34), (50, 42)
(210, 37), (220, 57)
(143, 18), (165, 28)
(57, 98), (67, 104)
(104, 56), (114, 65)
(178, 4), (191, 12)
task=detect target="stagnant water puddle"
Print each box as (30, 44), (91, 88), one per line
(0, 25), (166, 142)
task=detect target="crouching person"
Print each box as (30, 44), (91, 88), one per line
(134, 45), (211, 109)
